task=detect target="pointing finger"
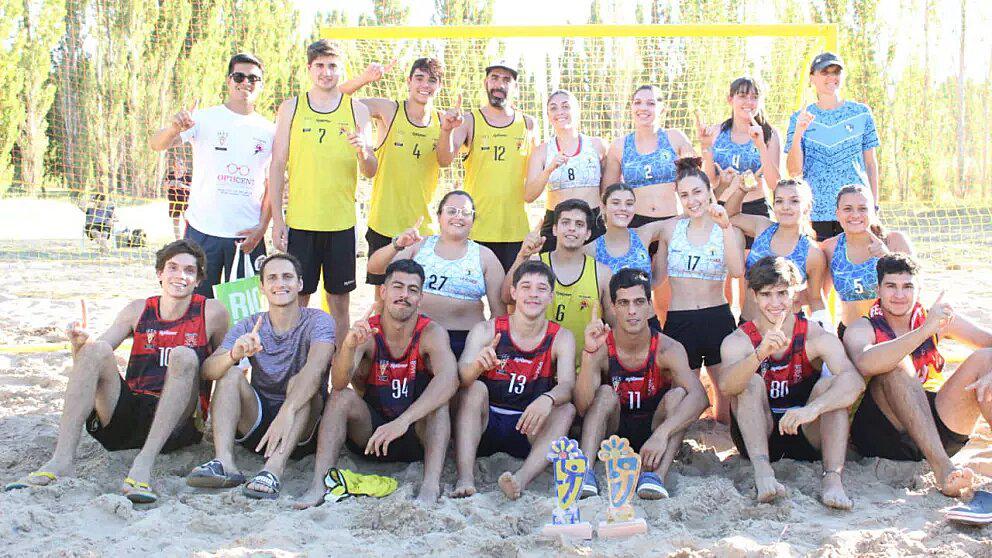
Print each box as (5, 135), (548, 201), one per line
(749, 113), (760, 128)
(591, 302), (600, 323)
(774, 311), (787, 331)
(488, 332), (502, 349)
(361, 304), (376, 321)
(454, 93), (463, 112)
(252, 315), (264, 334)
(934, 290), (945, 306)
(80, 299), (88, 329)
(190, 98), (199, 112)
(413, 216), (424, 230)
(385, 58), (398, 73)
(694, 109), (704, 131)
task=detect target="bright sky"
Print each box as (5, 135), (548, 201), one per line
(294, 0), (992, 82)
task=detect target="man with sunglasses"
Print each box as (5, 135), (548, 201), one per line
(151, 53), (275, 298)
(269, 40), (378, 337)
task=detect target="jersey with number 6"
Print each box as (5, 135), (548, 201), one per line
(606, 331), (671, 418)
(740, 314), (819, 413)
(363, 314), (432, 420)
(482, 315), (560, 412)
(540, 252), (600, 355)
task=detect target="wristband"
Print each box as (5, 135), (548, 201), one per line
(391, 237), (402, 251)
(541, 392), (556, 406)
(583, 345), (599, 355)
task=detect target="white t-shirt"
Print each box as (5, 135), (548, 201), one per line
(180, 105), (275, 237)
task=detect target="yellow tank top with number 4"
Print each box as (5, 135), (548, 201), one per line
(287, 93), (358, 232)
(540, 252), (600, 355)
(368, 102), (441, 238)
(463, 109), (531, 242)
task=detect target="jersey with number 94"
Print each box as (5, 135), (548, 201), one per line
(362, 314), (432, 421)
(740, 314), (820, 412)
(482, 315), (560, 412)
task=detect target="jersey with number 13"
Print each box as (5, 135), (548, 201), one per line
(482, 315), (559, 412)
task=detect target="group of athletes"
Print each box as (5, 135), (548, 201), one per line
(7, 42), (992, 515)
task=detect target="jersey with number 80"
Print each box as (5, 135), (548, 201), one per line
(740, 315), (820, 411)
(363, 314), (432, 420)
(481, 315), (560, 412)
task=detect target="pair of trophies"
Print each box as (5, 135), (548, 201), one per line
(541, 435), (649, 539)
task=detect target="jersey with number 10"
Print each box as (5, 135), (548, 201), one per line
(463, 109), (531, 242)
(482, 316), (560, 412)
(287, 92), (358, 232)
(368, 102), (441, 237)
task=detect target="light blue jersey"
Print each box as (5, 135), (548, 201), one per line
(746, 223), (811, 280)
(621, 132), (677, 187)
(712, 127), (762, 174)
(785, 101), (879, 221)
(829, 233), (877, 302)
(413, 235), (487, 301)
(594, 229), (652, 281)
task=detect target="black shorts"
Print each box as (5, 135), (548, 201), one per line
(741, 199), (770, 249)
(629, 214), (677, 257)
(86, 376), (202, 452)
(364, 228), (392, 286)
(730, 409), (821, 462)
(288, 227), (357, 295)
(448, 329), (470, 361)
(618, 410), (657, 452)
(478, 241), (523, 274)
(478, 406), (531, 459)
(184, 225), (267, 299)
(236, 387), (321, 460)
(812, 221), (844, 242)
(345, 401), (424, 463)
(663, 304), (736, 369)
(540, 208), (606, 253)
(167, 185), (190, 218)
(850, 387), (969, 461)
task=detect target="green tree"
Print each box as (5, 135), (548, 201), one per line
(0, 0), (25, 193)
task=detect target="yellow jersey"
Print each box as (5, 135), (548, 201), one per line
(540, 252), (601, 356)
(286, 92), (358, 232)
(368, 101), (440, 237)
(463, 109), (531, 242)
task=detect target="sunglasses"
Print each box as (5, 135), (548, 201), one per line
(229, 72), (263, 84)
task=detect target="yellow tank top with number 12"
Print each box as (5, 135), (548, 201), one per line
(368, 102), (441, 237)
(463, 109), (531, 242)
(287, 92), (357, 232)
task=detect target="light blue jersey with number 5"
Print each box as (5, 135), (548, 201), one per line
(829, 233), (878, 301)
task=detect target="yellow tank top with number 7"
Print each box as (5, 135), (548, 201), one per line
(463, 109), (531, 242)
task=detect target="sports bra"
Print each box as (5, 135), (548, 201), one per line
(594, 229), (652, 280)
(666, 219), (727, 281)
(545, 134), (601, 191)
(621, 131), (677, 188)
(413, 235), (487, 301)
(746, 223), (810, 280)
(711, 127), (763, 174)
(829, 233), (877, 302)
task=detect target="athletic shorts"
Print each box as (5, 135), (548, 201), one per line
(812, 221), (844, 243)
(729, 408), (821, 462)
(478, 406), (531, 459)
(850, 387), (969, 461)
(345, 401), (424, 463)
(628, 214), (677, 258)
(236, 387), (321, 460)
(167, 185), (190, 218)
(288, 227), (357, 295)
(184, 225), (267, 299)
(364, 228), (392, 286)
(741, 199), (771, 249)
(448, 329), (470, 361)
(663, 304), (736, 370)
(618, 409), (658, 452)
(86, 376), (202, 452)
(540, 208), (606, 253)
(478, 241), (523, 274)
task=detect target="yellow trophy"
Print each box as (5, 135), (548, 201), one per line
(596, 435), (648, 538)
(540, 437), (593, 539)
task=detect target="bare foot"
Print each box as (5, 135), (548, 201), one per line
(938, 467), (975, 498)
(820, 472), (852, 510)
(293, 483), (327, 510)
(498, 472), (522, 500)
(755, 473), (786, 503)
(451, 477), (477, 498)
(416, 483), (440, 505)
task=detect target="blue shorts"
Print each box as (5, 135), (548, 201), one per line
(478, 406), (531, 459)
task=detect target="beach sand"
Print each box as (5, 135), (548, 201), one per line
(1, 242), (991, 557)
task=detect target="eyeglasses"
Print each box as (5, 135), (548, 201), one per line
(229, 72), (263, 84)
(442, 206), (475, 218)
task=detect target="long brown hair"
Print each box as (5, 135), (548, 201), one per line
(836, 184), (886, 239)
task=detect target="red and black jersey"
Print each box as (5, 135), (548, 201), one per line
(740, 314), (819, 411)
(481, 316), (560, 412)
(363, 314), (432, 421)
(125, 295), (212, 417)
(868, 300), (945, 390)
(606, 331), (671, 417)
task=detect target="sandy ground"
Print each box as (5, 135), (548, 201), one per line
(1, 246), (991, 558)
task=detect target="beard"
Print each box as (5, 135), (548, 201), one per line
(487, 89), (507, 108)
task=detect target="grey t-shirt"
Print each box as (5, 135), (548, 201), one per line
(221, 308), (335, 404)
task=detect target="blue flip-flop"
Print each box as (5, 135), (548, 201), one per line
(946, 490), (992, 526)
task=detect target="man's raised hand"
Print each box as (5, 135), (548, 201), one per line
(441, 94), (465, 132)
(474, 332), (502, 372)
(393, 217), (424, 250)
(344, 305), (379, 350)
(231, 315), (264, 361)
(171, 99), (198, 133)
